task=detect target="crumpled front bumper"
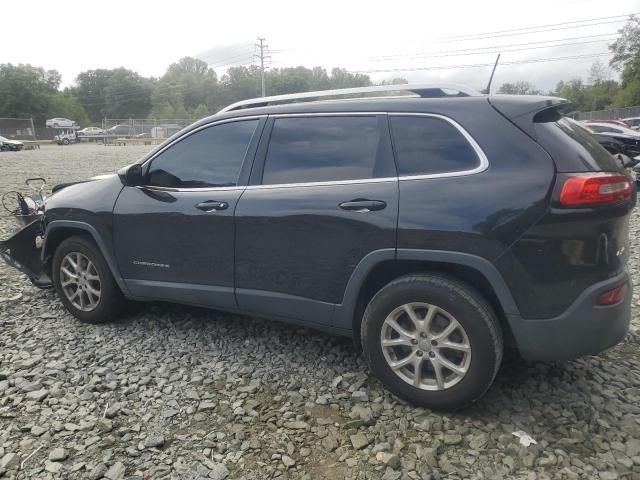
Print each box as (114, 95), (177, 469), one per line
(0, 218), (52, 288)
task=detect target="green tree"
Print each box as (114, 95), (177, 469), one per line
(104, 68), (153, 118)
(151, 57), (218, 118)
(192, 103), (210, 120)
(585, 80), (618, 110)
(268, 66), (315, 95)
(614, 58), (640, 107)
(0, 64), (91, 126)
(329, 68), (371, 89)
(76, 68), (153, 122)
(608, 17), (640, 107)
(381, 78), (409, 85)
(588, 60), (610, 85)
(0, 64), (56, 123)
(609, 15), (640, 71)
(46, 91), (90, 126)
(552, 79), (587, 111)
(219, 65), (262, 106)
(497, 81), (541, 95)
(45, 70), (62, 90)
(75, 69), (115, 122)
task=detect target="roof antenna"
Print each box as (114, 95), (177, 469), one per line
(481, 53), (501, 95)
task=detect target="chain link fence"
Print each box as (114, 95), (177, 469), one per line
(101, 118), (191, 139)
(573, 106), (640, 121)
(0, 118), (36, 140)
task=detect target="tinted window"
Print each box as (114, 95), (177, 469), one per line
(534, 117), (620, 172)
(148, 120), (258, 188)
(390, 116), (480, 176)
(262, 116), (392, 184)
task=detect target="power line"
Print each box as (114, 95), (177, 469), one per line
(203, 51), (255, 67)
(370, 32), (620, 61)
(352, 52), (611, 74)
(366, 38), (615, 64)
(441, 13), (635, 40)
(438, 18), (631, 42)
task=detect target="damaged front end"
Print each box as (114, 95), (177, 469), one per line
(0, 178), (52, 288)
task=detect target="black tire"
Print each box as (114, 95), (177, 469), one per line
(52, 236), (123, 324)
(62, 138), (70, 145)
(361, 274), (503, 411)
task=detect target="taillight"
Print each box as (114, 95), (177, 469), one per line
(596, 284), (627, 306)
(559, 173), (632, 206)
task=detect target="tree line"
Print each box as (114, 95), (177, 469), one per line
(499, 16), (639, 112)
(1, 16), (638, 126)
(0, 59), (371, 127)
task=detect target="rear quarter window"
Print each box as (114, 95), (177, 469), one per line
(389, 115), (481, 176)
(534, 116), (621, 172)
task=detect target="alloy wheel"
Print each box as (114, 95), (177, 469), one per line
(380, 302), (471, 391)
(60, 252), (101, 311)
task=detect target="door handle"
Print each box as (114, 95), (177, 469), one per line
(195, 200), (229, 212)
(339, 199), (387, 213)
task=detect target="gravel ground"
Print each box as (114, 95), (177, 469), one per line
(0, 144), (639, 480)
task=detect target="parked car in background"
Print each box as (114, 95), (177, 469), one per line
(0, 85), (635, 410)
(621, 117), (640, 131)
(78, 127), (105, 136)
(46, 118), (76, 128)
(584, 122), (640, 138)
(53, 129), (77, 145)
(583, 119), (630, 128)
(107, 124), (132, 136)
(592, 131), (640, 158)
(0, 136), (24, 151)
(584, 119), (629, 128)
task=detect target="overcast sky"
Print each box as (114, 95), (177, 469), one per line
(3, 0), (638, 92)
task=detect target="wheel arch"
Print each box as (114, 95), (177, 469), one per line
(336, 249), (520, 350)
(42, 220), (129, 294)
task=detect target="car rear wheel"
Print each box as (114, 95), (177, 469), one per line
(53, 236), (123, 324)
(361, 274), (503, 410)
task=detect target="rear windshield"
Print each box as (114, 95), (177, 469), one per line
(534, 115), (621, 172)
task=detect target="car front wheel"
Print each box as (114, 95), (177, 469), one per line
(53, 236), (123, 324)
(361, 274), (503, 411)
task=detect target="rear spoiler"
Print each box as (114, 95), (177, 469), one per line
(488, 95), (571, 138)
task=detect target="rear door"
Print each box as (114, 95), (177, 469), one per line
(234, 114), (398, 326)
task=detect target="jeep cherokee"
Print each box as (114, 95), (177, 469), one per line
(0, 84), (634, 410)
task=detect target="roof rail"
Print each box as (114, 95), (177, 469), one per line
(218, 83), (481, 113)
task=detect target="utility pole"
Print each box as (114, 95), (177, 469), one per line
(254, 37), (270, 97)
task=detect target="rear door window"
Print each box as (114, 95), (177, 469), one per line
(261, 116), (395, 185)
(389, 115), (481, 176)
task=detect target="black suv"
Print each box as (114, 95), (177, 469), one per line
(1, 84), (634, 410)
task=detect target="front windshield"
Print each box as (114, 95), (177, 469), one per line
(0, 136), (8, 142)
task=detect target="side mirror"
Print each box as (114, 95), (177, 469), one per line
(118, 164), (144, 186)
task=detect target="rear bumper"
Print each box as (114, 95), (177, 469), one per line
(508, 269), (631, 361)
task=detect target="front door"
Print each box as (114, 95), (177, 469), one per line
(235, 114), (398, 326)
(113, 117), (264, 309)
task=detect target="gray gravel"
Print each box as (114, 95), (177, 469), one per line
(0, 144), (639, 479)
